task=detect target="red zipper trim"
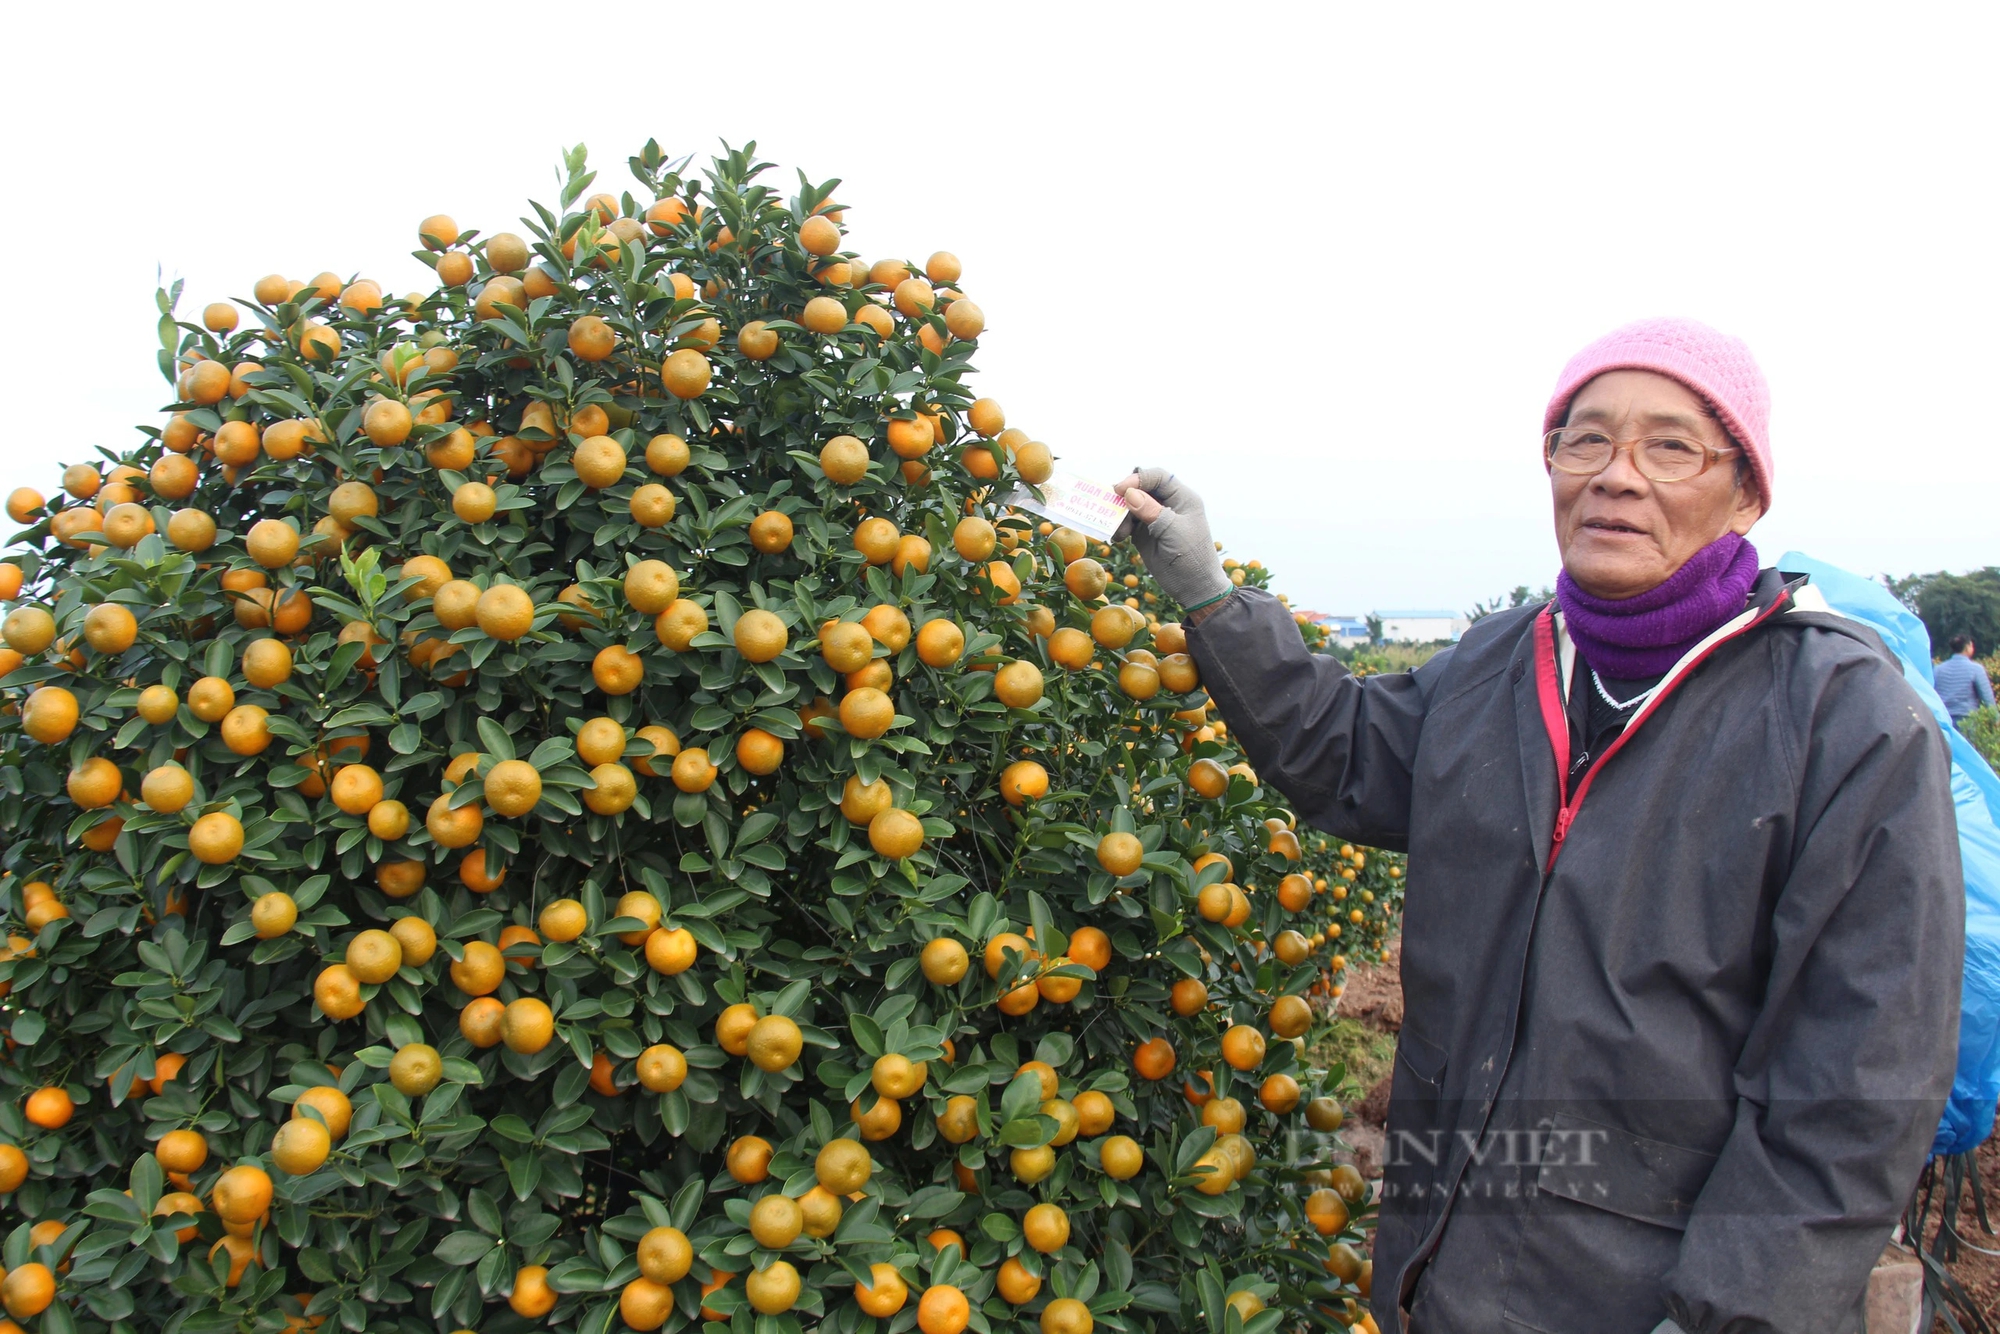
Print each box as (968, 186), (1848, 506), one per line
(1532, 608), (1571, 800)
(1537, 588), (1793, 872)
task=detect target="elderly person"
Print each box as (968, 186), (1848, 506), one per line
(1115, 318), (1964, 1334)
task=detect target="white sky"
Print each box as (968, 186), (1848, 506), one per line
(5, 3), (1993, 616)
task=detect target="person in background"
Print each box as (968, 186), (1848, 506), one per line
(1935, 634), (1995, 727)
(1114, 318), (1963, 1334)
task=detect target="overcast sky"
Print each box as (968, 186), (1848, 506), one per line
(5, 4), (1992, 615)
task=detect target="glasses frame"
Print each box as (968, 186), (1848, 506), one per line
(1542, 427), (1740, 483)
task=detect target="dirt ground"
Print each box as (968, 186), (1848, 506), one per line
(1324, 936), (2000, 1326)
(1318, 938), (1401, 1179)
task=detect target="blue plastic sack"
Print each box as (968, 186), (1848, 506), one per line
(1779, 552), (2000, 1156)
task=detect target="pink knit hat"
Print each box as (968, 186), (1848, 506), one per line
(1543, 317), (1773, 513)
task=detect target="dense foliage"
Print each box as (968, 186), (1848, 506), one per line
(0, 143), (1398, 1334)
(1890, 567), (2000, 660)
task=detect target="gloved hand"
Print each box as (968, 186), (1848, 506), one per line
(1112, 469), (1233, 612)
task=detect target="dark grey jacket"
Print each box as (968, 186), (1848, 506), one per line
(1188, 575), (1963, 1334)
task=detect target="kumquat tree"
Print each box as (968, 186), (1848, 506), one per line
(0, 141), (1401, 1334)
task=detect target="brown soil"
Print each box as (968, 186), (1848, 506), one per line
(1335, 938), (1402, 1181)
(1336, 935), (1403, 1034)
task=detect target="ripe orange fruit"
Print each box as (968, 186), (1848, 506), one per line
(21, 686), (79, 743)
(313, 964), (365, 1020)
(1188, 757), (1230, 798)
(508, 1266), (556, 1318)
(187, 675), (235, 722)
(1041, 1297), (1094, 1334)
(867, 808), (924, 860)
(329, 762), (384, 816)
(451, 482), (496, 524)
(426, 793), (484, 848)
(920, 938), (968, 986)
(619, 1277), (672, 1332)
(568, 315), (618, 361)
(23, 1087), (72, 1129)
(1260, 1072), (1302, 1114)
(852, 1093), (902, 1140)
(996, 1256), (1042, 1305)
(745, 1014), (804, 1072)
(733, 608), (788, 662)
(999, 760), (1048, 806)
(747, 1192), (802, 1249)
(635, 1045), (687, 1093)
(662, 349), (710, 399)
(345, 928), (403, 984)
(2, 1263), (55, 1318)
(82, 603), (138, 655)
(1133, 1037), (1176, 1081)
(272, 1117), (331, 1176)
(917, 1284), (971, 1334)
(3, 606), (56, 655)
(449, 940), (505, 996)
(745, 1261), (800, 1315)
(500, 998), (554, 1055)
(1023, 1201), (1070, 1253)
(853, 516), (899, 564)
(715, 1003), (761, 1057)
(189, 812), (246, 864)
(838, 687), (895, 739)
(820, 435), (870, 484)
(386, 1043), (444, 1098)
(944, 299), (985, 341)
(994, 660), (1044, 707)
(375, 861), (426, 899)
(726, 1135), (773, 1184)
(636, 1225), (693, 1285)
(854, 1263), (908, 1317)
(65, 757), (120, 809)
(155, 1127), (209, 1175)
(250, 891), (298, 939)
(152, 1190), (204, 1242)
(366, 798), (409, 839)
(1270, 994), (1313, 1039)
(212, 1163), (273, 1224)
(292, 1086), (353, 1143)
(1221, 1024), (1268, 1071)
(458, 998), (504, 1048)
(475, 584), (535, 639)
(479, 758), (539, 817)
(643, 926), (698, 975)
(573, 435), (627, 488)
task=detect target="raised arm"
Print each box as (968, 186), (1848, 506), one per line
(1114, 470), (1441, 847)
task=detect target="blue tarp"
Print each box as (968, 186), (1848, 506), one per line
(1779, 552), (2000, 1156)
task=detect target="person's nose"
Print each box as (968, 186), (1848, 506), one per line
(1589, 443), (1651, 496)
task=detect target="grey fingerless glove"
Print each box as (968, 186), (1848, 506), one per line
(1113, 468), (1233, 612)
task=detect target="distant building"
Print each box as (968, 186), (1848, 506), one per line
(1376, 610), (1468, 644)
(1294, 611), (1372, 648)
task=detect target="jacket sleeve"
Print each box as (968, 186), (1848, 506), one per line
(1662, 644), (1964, 1334)
(1979, 664), (1995, 709)
(1185, 588), (1449, 850)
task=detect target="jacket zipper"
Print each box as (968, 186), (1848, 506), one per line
(1534, 590), (1792, 871)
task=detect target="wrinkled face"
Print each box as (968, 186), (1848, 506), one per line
(1552, 370), (1761, 599)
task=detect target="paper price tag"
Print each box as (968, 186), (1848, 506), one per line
(1004, 471), (1131, 543)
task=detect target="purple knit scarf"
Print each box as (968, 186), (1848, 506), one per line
(1556, 532), (1760, 678)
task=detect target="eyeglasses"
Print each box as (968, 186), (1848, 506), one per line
(1543, 427), (1739, 483)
